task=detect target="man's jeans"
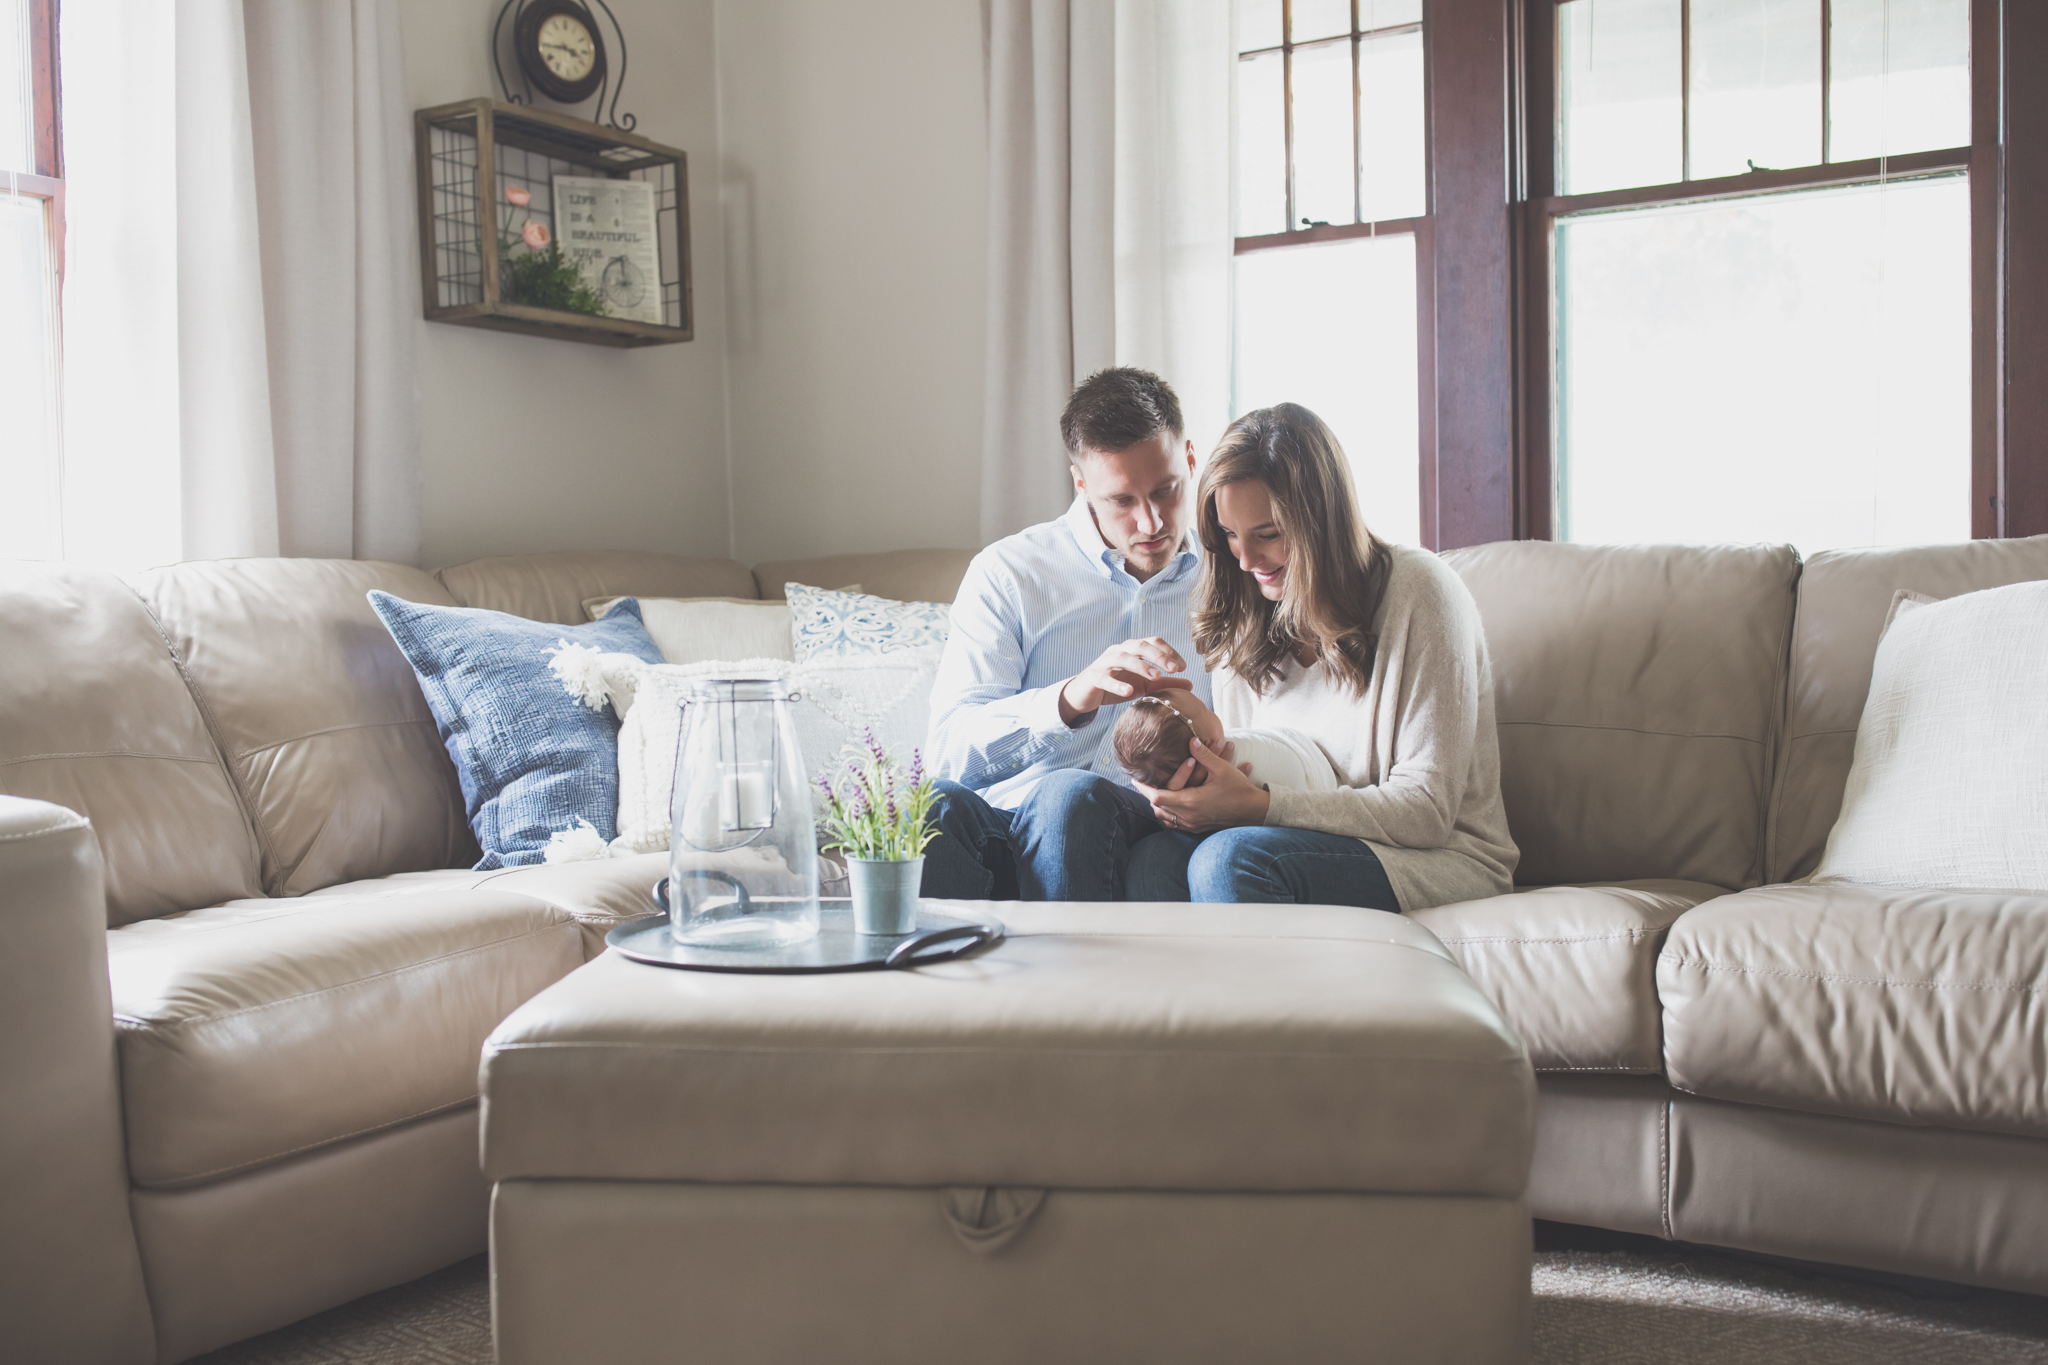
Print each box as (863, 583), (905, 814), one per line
(1125, 825), (1401, 910)
(920, 770), (1163, 901)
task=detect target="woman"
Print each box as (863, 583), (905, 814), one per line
(1125, 403), (1517, 911)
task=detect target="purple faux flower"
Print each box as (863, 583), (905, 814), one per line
(864, 725), (885, 762)
(909, 748), (924, 787)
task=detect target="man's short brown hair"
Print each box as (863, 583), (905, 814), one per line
(1060, 367), (1184, 465)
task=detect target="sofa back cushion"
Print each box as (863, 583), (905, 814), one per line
(1444, 541), (1799, 889)
(131, 559), (477, 897)
(753, 548), (974, 604)
(0, 562), (263, 923)
(436, 550), (758, 623)
(1766, 535), (2048, 883)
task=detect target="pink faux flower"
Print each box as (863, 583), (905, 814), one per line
(521, 221), (551, 249)
(504, 185), (531, 206)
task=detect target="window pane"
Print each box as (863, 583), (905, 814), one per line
(1292, 0), (1353, 44)
(1830, 0), (1969, 161)
(0, 0), (31, 173)
(1233, 235), (1421, 547)
(0, 193), (61, 558)
(1359, 27), (1425, 221)
(1557, 176), (1970, 554)
(1560, 0), (1683, 195)
(1361, 0), (1423, 30)
(1690, 0), (1821, 179)
(1293, 39), (1355, 228)
(1236, 51), (1287, 236)
(1240, 0), (1282, 52)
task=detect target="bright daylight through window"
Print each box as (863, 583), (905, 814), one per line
(0, 0), (61, 561)
(1232, 0), (1424, 547)
(1552, 0), (1971, 552)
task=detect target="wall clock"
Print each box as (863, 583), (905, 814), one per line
(514, 0), (605, 106)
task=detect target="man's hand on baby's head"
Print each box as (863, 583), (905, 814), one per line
(1060, 637), (1192, 726)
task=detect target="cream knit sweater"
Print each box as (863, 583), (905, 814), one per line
(1211, 544), (1518, 912)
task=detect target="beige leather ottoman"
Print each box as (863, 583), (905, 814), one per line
(480, 902), (1537, 1364)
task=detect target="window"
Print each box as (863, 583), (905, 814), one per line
(0, 0), (60, 560)
(1231, 0), (1427, 546)
(1533, 0), (1975, 553)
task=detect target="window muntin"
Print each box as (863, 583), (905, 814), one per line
(1557, 0), (1969, 196)
(1235, 0), (1426, 236)
(1232, 1), (1430, 546)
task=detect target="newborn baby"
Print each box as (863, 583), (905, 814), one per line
(1111, 689), (1339, 793)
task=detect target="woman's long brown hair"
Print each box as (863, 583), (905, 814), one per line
(1191, 403), (1392, 698)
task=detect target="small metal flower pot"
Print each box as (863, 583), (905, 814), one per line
(846, 856), (923, 936)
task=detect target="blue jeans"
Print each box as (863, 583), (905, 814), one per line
(1126, 825), (1401, 909)
(920, 771), (1163, 901)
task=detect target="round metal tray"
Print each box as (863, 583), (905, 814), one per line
(605, 879), (1004, 974)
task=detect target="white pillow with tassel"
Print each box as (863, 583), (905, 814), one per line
(544, 645), (939, 861)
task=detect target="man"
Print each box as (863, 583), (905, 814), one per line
(923, 367), (1212, 900)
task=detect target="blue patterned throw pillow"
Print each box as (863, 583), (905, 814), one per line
(368, 593), (664, 869)
(785, 582), (950, 662)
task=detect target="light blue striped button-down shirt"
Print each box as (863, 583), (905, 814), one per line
(927, 496), (1212, 808)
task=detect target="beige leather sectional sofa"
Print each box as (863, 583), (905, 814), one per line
(2, 535), (2045, 1363)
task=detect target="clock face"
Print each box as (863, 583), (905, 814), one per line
(537, 13), (597, 82)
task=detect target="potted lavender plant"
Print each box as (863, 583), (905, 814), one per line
(817, 730), (941, 936)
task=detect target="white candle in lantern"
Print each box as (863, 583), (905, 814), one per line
(721, 767), (772, 830)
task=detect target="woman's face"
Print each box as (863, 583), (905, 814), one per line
(1215, 480), (1289, 602)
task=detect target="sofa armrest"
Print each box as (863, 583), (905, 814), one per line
(0, 797), (155, 1363)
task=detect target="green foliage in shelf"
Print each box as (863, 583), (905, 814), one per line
(499, 239), (609, 317)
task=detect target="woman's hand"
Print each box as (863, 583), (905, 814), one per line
(1133, 737), (1268, 834)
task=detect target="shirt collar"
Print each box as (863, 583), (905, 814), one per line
(1063, 495), (1201, 586)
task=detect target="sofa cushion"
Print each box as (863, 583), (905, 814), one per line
(754, 548), (974, 604)
(308, 852), (669, 958)
(1410, 881), (1720, 1074)
(369, 594), (664, 868)
(108, 886), (581, 1188)
(435, 550), (758, 624)
(1443, 541), (1798, 890)
(1765, 535), (2048, 883)
(131, 558), (477, 897)
(481, 902), (1534, 1197)
(0, 562), (263, 924)
(1659, 881), (2048, 1138)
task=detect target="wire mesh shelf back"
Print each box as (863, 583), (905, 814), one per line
(414, 99), (691, 347)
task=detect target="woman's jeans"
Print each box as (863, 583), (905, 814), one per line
(919, 771), (1164, 901)
(1126, 825), (1402, 910)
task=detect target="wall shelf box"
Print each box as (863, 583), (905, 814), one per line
(414, 98), (692, 346)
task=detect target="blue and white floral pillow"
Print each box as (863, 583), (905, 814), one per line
(785, 582), (950, 662)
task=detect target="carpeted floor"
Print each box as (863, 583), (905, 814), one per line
(192, 1232), (2048, 1364)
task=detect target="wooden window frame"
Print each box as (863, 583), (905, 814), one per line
(1234, 0), (1441, 548)
(1503, 0), (2039, 543)
(9, 0), (63, 282)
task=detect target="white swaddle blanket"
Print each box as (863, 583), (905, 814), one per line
(1224, 727), (1340, 793)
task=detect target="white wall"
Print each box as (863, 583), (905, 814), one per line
(714, 0), (988, 564)
(398, 0), (989, 571)
(401, 0), (735, 571)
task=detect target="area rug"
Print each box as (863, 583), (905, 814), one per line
(192, 1242), (2048, 1364)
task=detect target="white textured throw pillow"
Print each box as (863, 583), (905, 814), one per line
(1815, 580), (2048, 892)
(549, 649), (940, 856)
(785, 583), (950, 661)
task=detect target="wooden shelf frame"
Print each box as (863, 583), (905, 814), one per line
(413, 98), (693, 347)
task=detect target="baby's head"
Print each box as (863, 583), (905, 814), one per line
(1113, 695), (1198, 788)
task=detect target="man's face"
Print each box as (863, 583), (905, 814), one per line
(1072, 431), (1198, 581)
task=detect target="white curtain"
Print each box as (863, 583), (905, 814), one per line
(60, 0), (418, 572)
(979, 0), (1233, 543)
